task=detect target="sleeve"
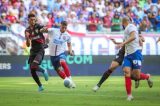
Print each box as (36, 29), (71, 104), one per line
(37, 24), (44, 30)
(48, 28), (55, 36)
(25, 29), (30, 38)
(127, 25), (136, 35)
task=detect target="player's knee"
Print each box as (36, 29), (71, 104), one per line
(30, 62), (39, 71)
(123, 70), (131, 77)
(60, 59), (66, 64)
(56, 67), (63, 72)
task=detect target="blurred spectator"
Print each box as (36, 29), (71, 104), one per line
(114, 1), (122, 12)
(87, 13), (99, 31)
(111, 12), (121, 32)
(139, 16), (151, 32)
(29, 0), (39, 11)
(52, 0), (62, 11)
(158, 0), (160, 9)
(62, 0), (70, 13)
(46, 13), (55, 28)
(133, 15), (141, 28)
(38, 10), (49, 26)
(147, 5), (157, 31)
(102, 11), (112, 29)
(58, 6), (67, 19)
(156, 9), (160, 31)
(6, 11), (17, 25)
(0, 13), (8, 31)
(144, 0), (154, 13)
(17, 10), (27, 26)
(8, 2), (19, 19)
(54, 13), (64, 28)
(0, 0), (8, 14)
(136, 6), (145, 20)
(0, 0), (159, 33)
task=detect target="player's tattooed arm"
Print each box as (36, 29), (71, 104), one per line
(67, 42), (74, 56)
(25, 31), (30, 47)
(139, 35), (145, 42)
(110, 38), (122, 44)
(40, 27), (48, 32)
(116, 31), (136, 48)
(139, 35), (145, 46)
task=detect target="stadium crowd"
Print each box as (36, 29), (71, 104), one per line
(0, 0), (160, 32)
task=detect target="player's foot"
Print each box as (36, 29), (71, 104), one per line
(71, 80), (76, 88)
(92, 85), (100, 92)
(43, 69), (49, 81)
(127, 95), (134, 101)
(38, 85), (44, 92)
(135, 80), (140, 88)
(147, 74), (153, 88)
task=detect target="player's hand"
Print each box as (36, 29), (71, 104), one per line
(156, 38), (160, 44)
(110, 38), (116, 42)
(116, 43), (124, 49)
(68, 50), (74, 56)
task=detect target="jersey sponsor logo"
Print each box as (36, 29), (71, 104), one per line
(53, 39), (64, 45)
(30, 35), (41, 40)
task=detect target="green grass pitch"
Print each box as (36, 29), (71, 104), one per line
(0, 76), (159, 106)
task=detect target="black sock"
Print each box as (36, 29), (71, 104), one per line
(31, 70), (42, 87)
(97, 69), (113, 87)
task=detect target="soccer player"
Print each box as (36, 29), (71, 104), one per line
(93, 37), (152, 92)
(117, 16), (147, 101)
(40, 21), (76, 88)
(25, 14), (49, 92)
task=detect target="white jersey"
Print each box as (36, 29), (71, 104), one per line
(124, 24), (141, 55)
(48, 28), (71, 56)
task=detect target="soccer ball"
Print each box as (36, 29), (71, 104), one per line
(64, 78), (72, 88)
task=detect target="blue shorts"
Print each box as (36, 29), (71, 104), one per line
(50, 52), (67, 70)
(122, 50), (142, 70)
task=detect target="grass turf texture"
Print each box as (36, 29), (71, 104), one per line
(0, 76), (159, 106)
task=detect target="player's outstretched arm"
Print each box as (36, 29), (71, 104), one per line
(110, 38), (122, 44)
(40, 27), (48, 33)
(116, 31), (136, 49)
(25, 31), (30, 47)
(67, 42), (74, 56)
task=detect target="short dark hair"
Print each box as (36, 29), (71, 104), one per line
(28, 13), (36, 19)
(61, 21), (67, 26)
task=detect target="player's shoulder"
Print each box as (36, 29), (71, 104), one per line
(64, 31), (70, 36)
(126, 24), (137, 31)
(128, 24), (135, 28)
(25, 27), (30, 32)
(35, 23), (44, 28)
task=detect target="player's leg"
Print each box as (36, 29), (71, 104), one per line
(93, 61), (120, 92)
(123, 67), (133, 101)
(50, 56), (67, 79)
(30, 62), (44, 91)
(59, 53), (76, 88)
(131, 70), (153, 88)
(123, 56), (133, 101)
(34, 51), (48, 81)
(132, 50), (153, 88)
(60, 59), (71, 77)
